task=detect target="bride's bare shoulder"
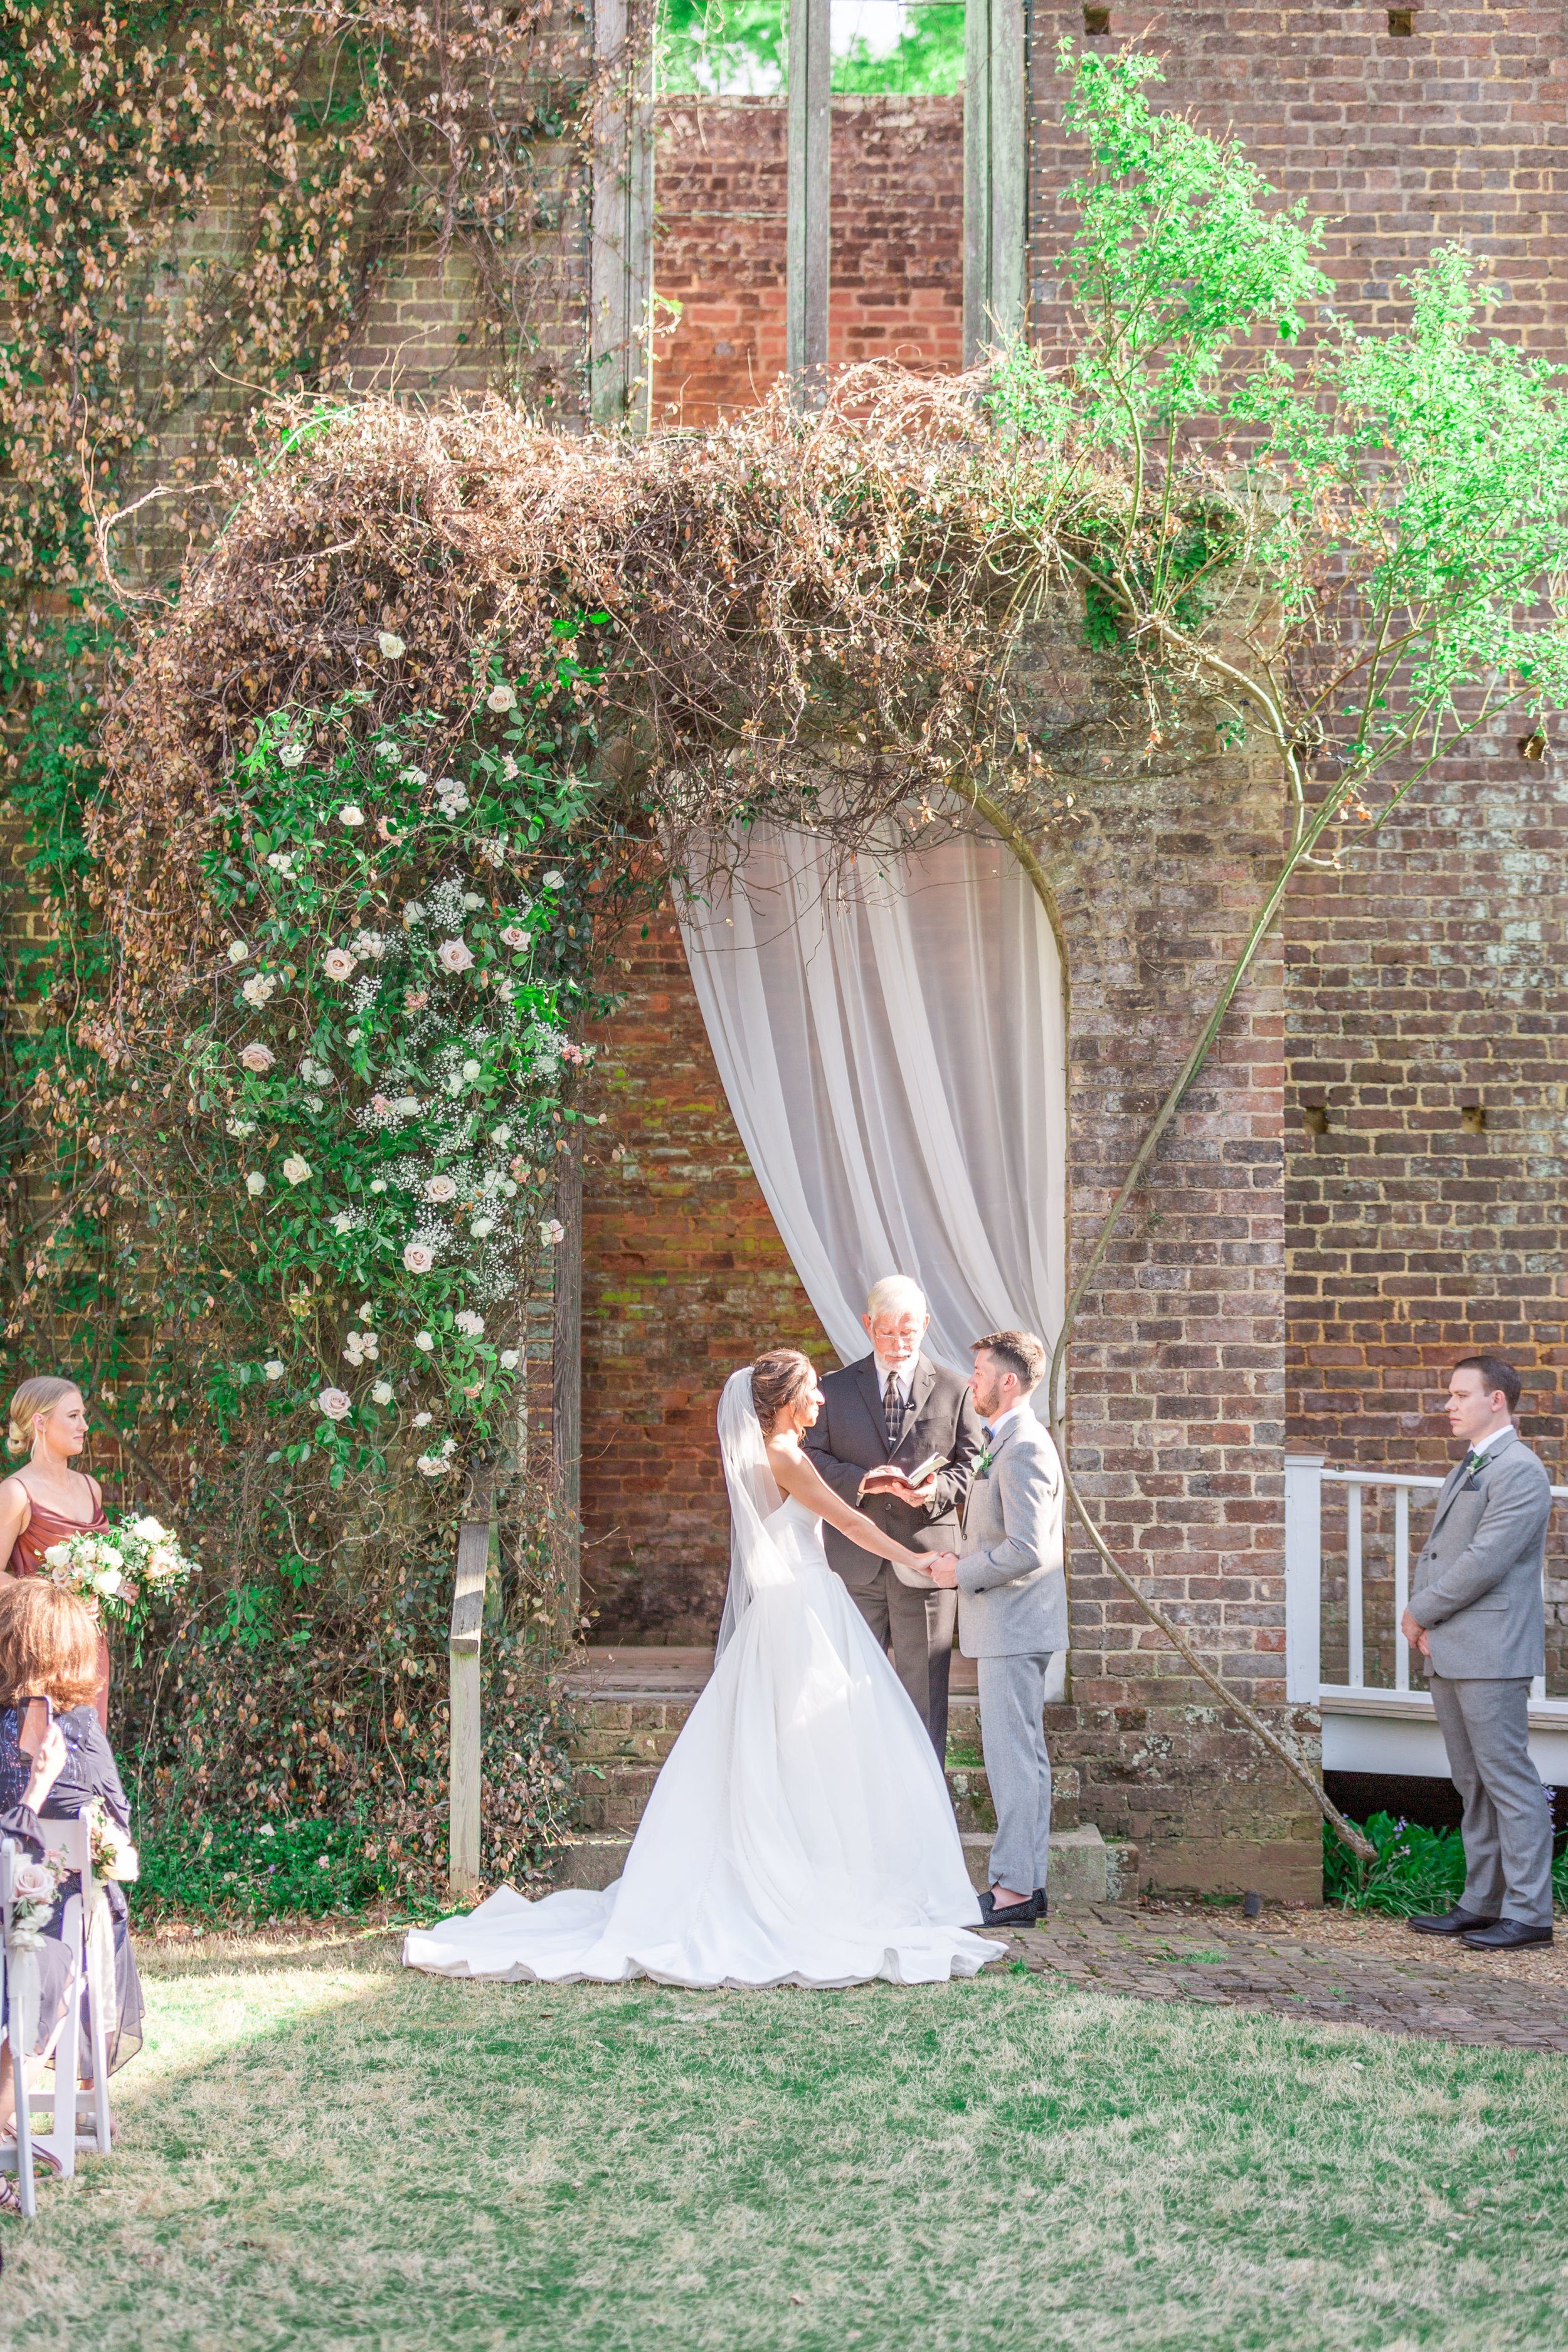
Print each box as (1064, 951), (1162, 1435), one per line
(764, 1431), (806, 1485)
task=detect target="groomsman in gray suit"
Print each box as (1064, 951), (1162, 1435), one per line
(925, 1329), (1064, 1929)
(1402, 1355), (1556, 1951)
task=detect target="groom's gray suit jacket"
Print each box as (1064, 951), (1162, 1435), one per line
(956, 1407), (1067, 1658)
(1406, 1426), (1551, 1680)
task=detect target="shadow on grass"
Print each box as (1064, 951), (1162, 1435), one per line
(5, 1957), (1568, 2351)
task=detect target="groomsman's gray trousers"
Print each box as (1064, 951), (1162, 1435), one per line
(977, 1651), (1054, 1897)
(1429, 1673), (1554, 1927)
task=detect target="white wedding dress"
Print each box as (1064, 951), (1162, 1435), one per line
(403, 1372), (997, 1989)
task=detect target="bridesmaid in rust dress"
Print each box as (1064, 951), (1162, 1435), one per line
(0, 1377), (112, 1727)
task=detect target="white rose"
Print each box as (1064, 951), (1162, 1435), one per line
(437, 939), (474, 974)
(317, 1388), (352, 1421)
(371, 1380), (394, 1405)
(279, 743), (305, 768)
(499, 1349), (520, 1370)
(240, 1042), (275, 1074)
(227, 940), (249, 964)
(539, 1218), (565, 1246)
(226, 1117), (255, 1138)
(402, 903), (426, 928)
(241, 973), (277, 1007)
(462, 892), (484, 912)
(470, 1215), (495, 1239)
(500, 925), (528, 950)
(543, 870), (564, 889)
(462, 1059), (482, 1084)
(42, 1541), (72, 1570)
(376, 740), (400, 762)
(486, 683), (516, 712)
(264, 1360), (285, 1380)
(93, 1564), (124, 1597)
(424, 1175), (457, 1202)
(403, 1242), (435, 1274)
(12, 1861), (56, 1906)
(377, 632), (406, 660)
(413, 1411), (433, 1428)
(337, 805), (366, 830)
(455, 1310), (485, 1338)
(414, 1331), (435, 1352)
(370, 1179), (388, 1195)
(332, 1212), (355, 1235)
(401, 766), (428, 787)
(130, 1515), (168, 1542)
(346, 1029), (363, 1046)
(246, 1172), (267, 1197)
(490, 1123), (513, 1146)
(323, 948), (357, 980)
(282, 1155), (310, 1185)
(416, 1454), (450, 1477)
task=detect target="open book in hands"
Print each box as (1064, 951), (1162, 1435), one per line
(861, 1452), (948, 1496)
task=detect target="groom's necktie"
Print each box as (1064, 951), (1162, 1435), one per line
(884, 1370), (906, 1449)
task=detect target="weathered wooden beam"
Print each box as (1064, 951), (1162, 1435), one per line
(590, 0), (655, 429)
(552, 1131), (584, 1619)
(963, 0), (1028, 364)
(785, 0), (832, 398)
(448, 1464), (494, 1892)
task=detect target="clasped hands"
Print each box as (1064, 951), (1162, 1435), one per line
(1399, 1605), (1431, 1658)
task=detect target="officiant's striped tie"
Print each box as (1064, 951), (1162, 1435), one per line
(884, 1370), (905, 1448)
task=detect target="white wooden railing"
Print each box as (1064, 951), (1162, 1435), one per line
(1285, 1454), (1568, 1781)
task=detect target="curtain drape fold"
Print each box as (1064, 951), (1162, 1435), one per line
(674, 826), (1066, 1373)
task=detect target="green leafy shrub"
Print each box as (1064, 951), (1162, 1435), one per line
(1325, 1810), (1568, 1917)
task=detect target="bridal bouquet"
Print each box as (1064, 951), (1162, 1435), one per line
(41, 1513), (199, 1658)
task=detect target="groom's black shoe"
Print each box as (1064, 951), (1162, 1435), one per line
(1409, 1907), (1500, 1937)
(977, 1889), (1042, 1931)
(1033, 1890), (1048, 1920)
(1459, 1917), (1554, 1950)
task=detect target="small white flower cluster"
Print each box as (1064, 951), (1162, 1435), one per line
(349, 930), (388, 961)
(227, 1116), (256, 1138)
(265, 851), (297, 879)
(279, 742), (306, 769)
(435, 775), (469, 820)
(416, 1436), (459, 1477)
(342, 1325), (379, 1366)
(242, 972), (278, 1008)
(479, 838), (507, 868)
(299, 1055), (332, 1088)
(453, 1309), (485, 1338)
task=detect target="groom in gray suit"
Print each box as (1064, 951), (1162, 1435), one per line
(1402, 1355), (1555, 1951)
(924, 1328), (1064, 1929)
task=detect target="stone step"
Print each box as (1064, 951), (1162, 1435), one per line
(553, 1824), (1130, 1908)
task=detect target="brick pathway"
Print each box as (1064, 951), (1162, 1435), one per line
(993, 1907), (1568, 2053)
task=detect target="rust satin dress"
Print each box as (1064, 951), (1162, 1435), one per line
(7, 1488), (113, 1729)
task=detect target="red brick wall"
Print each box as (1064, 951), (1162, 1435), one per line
(580, 908), (834, 1641)
(653, 96), (964, 426)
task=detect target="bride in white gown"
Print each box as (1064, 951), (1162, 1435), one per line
(403, 1348), (999, 1988)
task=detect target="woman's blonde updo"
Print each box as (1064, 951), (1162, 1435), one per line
(751, 1349), (813, 1436)
(6, 1377), (82, 1459)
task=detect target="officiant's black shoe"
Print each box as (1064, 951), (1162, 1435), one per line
(1459, 1917), (1554, 1951)
(1409, 1907), (1500, 1937)
(977, 1889), (1042, 1930)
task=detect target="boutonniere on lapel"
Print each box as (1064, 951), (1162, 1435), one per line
(973, 1444), (993, 1482)
(1463, 1447), (1488, 1488)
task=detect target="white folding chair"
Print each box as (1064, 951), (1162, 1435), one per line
(36, 1811), (114, 2171)
(0, 1835), (41, 2218)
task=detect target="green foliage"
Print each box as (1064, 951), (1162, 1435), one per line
(659, 0), (963, 95)
(1324, 1810), (1568, 1917)
(130, 1808), (398, 1924)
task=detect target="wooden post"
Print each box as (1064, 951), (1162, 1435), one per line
(963, 0), (1028, 364)
(590, 0), (655, 429)
(448, 1464), (494, 1892)
(785, 0), (831, 400)
(552, 1131), (584, 1621)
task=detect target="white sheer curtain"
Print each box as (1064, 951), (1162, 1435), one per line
(673, 825), (1066, 1374)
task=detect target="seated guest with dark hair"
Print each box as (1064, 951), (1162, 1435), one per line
(0, 1581), (144, 2209)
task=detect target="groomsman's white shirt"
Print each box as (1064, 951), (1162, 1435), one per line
(983, 1404), (1029, 1446)
(1470, 1421), (1515, 1459)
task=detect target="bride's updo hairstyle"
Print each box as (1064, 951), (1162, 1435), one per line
(750, 1350), (813, 1436)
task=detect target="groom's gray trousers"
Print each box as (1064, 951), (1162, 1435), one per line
(977, 1653), (1055, 1896)
(1429, 1675), (1554, 1927)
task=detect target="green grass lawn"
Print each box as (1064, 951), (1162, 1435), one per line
(6, 1932), (1568, 2351)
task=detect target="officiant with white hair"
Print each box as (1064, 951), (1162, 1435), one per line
(803, 1276), (984, 1756)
